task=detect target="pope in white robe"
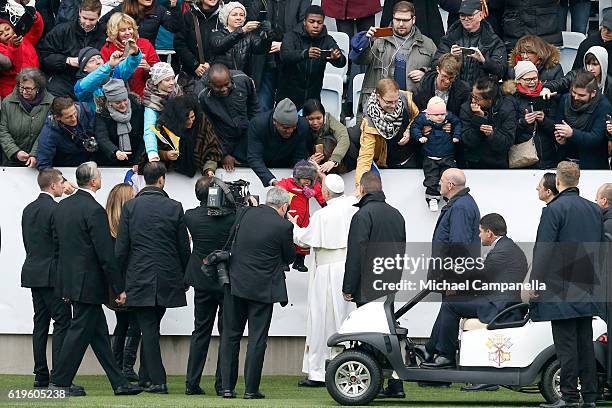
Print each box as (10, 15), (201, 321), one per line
(289, 174), (357, 386)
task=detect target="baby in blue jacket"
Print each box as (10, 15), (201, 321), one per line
(410, 96), (461, 211)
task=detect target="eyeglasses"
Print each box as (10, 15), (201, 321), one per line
(520, 76), (539, 84)
(379, 96), (399, 105)
(459, 11), (481, 21)
(19, 85), (37, 92)
(393, 16), (414, 23)
(470, 93), (484, 102)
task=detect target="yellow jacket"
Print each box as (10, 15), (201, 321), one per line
(355, 90), (419, 186)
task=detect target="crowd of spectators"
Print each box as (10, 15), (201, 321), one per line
(0, 0), (609, 197)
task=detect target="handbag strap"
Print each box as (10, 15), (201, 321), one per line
(191, 11), (205, 64)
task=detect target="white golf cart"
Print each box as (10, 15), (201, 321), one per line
(325, 290), (609, 406)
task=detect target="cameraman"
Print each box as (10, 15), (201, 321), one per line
(219, 187), (294, 399)
(184, 176), (236, 396)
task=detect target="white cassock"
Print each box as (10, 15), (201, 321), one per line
(293, 195), (358, 381)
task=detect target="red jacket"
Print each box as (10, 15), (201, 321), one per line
(322, 0), (381, 20)
(277, 177), (326, 255)
(100, 37), (159, 97)
(0, 12), (43, 97)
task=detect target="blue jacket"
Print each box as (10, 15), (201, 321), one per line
(428, 187), (481, 282)
(530, 187), (606, 321)
(556, 93), (612, 170)
(74, 52), (142, 113)
(36, 103), (96, 170)
(410, 111), (461, 158)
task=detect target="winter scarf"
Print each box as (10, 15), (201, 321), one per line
(107, 100), (133, 151)
(564, 91), (602, 131)
(18, 90), (44, 113)
(142, 79), (182, 112)
(517, 82), (544, 97)
(365, 91), (404, 140)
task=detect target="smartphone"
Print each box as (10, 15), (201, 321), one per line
(13, 10), (35, 37)
(373, 27), (393, 38)
(315, 144), (324, 155)
(258, 10), (267, 22)
(460, 47), (476, 56)
(122, 38), (135, 59)
(319, 49), (332, 58)
(532, 97), (545, 112)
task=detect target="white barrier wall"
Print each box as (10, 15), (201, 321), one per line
(0, 167), (609, 337)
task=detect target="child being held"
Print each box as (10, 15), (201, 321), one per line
(410, 96), (461, 212)
(277, 160), (326, 272)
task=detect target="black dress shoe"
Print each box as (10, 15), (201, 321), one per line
(138, 380), (152, 389)
(420, 355), (456, 369)
(244, 390), (266, 399)
(185, 384), (205, 395)
(145, 383), (168, 394)
(71, 383), (85, 391)
(215, 389), (224, 396)
(298, 378), (326, 387)
(222, 389), (236, 398)
(414, 345), (432, 363)
(539, 399), (580, 408)
(376, 388), (406, 398)
(33, 380), (49, 388)
(461, 384), (500, 392)
(48, 383), (86, 397)
(114, 383), (143, 395)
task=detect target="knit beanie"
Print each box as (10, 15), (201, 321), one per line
(103, 78), (128, 102)
(514, 60), (538, 80)
(78, 47), (102, 72)
(150, 62), (175, 85)
(426, 96), (447, 115)
(218, 1), (247, 27)
(293, 160), (317, 182)
(273, 98), (298, 126)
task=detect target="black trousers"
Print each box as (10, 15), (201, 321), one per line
(427, 300), (480, 359)
(113, 311), (140, 337)
(186, 289), (224, 391)
(422, 156), (457, 198)
(31, 287), (71, 382)
(220, 288), (273, 394)
(51, 301), (126, 389)
(134, 306), (166, 385)
(551, 317), (598, 403)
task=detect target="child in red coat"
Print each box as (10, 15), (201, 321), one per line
(100, 12), (159, 97)
(277, 160), (326, 272)
(0, 7), (43, 97)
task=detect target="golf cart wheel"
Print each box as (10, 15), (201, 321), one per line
(539, 359), (561, 403)
(325, 349), (382, 406)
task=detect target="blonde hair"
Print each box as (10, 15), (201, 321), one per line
(509, 35), (560, 70)
(375, 78), (400, 97)
(106, 183), (135, 238)
(106, 12), (139, 46)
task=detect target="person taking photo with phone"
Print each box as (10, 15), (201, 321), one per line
(350, 1), (435, 122)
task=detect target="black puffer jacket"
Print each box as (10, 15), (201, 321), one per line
(431, 20), (507, 85)
(277, 24), (346, 109)
(502, 81), (559, 169)
(100, 3), (180, 44)
(209, 27), (271, 77)
(502, 0), (562, 51)
(173, 5), (222, 76)
(460, 95), (518, 169)
(37, 20), (107, 97)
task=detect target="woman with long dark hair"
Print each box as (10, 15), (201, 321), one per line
(106, 183), (140, 383)
(154, 95), (223, 177)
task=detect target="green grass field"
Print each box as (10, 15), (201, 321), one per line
(0, 374), (574, 408)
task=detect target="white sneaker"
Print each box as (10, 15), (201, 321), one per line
(428, 199), (439, 212)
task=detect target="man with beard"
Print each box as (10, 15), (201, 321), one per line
(554, 71), (612, 169)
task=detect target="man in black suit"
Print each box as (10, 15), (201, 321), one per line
(184, 176), (236, 396)
(420, 213), (529, 370)
(219, 187), (294, 400)
(115, 162), (190, 394)
(50, 162), (141, 396)
(21, 169), (71, 389)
